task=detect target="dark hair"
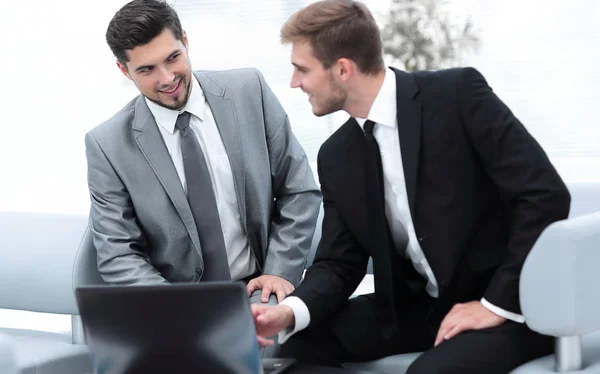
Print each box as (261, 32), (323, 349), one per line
(106, 0), (184, 64)
(281, 0), (384, 74)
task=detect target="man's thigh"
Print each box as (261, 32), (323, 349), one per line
(407, 321), (553, 374)
(330, 294), (435, 361)
(281, 294), (434, 365)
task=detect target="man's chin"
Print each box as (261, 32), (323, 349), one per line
(311, 107), (329, 117)
(149, 96), (187, 111)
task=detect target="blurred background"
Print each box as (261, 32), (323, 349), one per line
(1, 0), (598, 332)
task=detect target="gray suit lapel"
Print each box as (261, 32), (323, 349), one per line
(131, 96), (202, 255)
(194, 72), (247, 229)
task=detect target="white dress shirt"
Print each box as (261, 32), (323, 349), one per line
(145, 76), (257, 281)
(280, 68), (523, 343)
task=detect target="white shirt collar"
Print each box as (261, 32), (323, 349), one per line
(145, 75), (205, 134)
(355, 67), (397, 130)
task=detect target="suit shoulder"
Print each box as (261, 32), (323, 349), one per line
(318, 118), (358, 160)
(412, 67), (485, 91)
(412, 66), (481, 79)
(87, 96), (137, 140)
(197, 68), (264, 88)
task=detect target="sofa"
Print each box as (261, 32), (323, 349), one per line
(345, 182), (600, 373)
(0, 182), (599, 373)
(0, 212), (92, 374)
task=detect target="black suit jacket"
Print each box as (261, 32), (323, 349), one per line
(293, 67), (570, 327)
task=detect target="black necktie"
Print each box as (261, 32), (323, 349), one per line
(363, 119), (400, 339)
(175, 112), (231, 281)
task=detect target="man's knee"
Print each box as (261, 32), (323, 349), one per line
(278, 331), (318, 360)
(249, 290), (278, 305)
(279, 327), (347, 367)
(406, 355), (455, 374)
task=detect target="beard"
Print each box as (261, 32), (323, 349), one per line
(148, 74), (192, 111)
(312, 73), (346, 117)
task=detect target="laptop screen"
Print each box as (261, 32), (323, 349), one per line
(76, 282), (264, 374)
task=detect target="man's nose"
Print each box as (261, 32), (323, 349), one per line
(157, 65), (175, 87)
(290, 76), (301, 89)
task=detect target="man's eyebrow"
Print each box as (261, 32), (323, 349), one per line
(165, 50), (181, 60)
(292, 62), (307, 70)
(134, 49), (181, 73)
(134, 64), (154, 73)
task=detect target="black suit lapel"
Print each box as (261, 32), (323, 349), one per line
(391, 67), (422, 222)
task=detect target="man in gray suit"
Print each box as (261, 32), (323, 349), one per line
(85, 0), (321, 304)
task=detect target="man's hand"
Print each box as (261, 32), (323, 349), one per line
(434, 301), (506, 346)
(247, 275), (295, 303)
(251, 304), (295, 347)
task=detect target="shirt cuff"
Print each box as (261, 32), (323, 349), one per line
(481, 298), (525, 323)
(278, 296), (311, 344)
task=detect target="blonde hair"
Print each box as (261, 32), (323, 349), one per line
(281, 0), (384, 74)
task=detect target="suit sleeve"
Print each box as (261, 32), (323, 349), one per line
(457, 67), (570, 313)
(254, 70), (322, 286)
(290, 148), (370, 326)
(85, 132), (168, 285)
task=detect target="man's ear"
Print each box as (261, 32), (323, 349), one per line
(337, 58), (355, 83)
(183, 30), (189, 49)
(116, 60), (132, 80)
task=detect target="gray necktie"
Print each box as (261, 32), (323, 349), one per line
(175, 112), (231, 281)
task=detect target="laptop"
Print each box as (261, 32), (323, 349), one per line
(75, 282), (295, 374)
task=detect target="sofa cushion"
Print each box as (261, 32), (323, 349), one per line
(0, 333), (18, 374)
(0, 328), (91, 374)
(343, 352), (422, 374)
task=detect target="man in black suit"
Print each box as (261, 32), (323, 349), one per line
(251, 1), (571, 372)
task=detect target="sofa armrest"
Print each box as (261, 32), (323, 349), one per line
(520, 212), (600, 371)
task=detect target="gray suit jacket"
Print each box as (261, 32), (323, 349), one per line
(85, 68), (321, 286)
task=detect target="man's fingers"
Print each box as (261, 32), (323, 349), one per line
(435, 316), (455, 346)
(257, 336), (274, 348)
(275, 288), (286, 304)
(435, 319), (472, 346)
(255, 308), (288, 338)
(433, 312), (454, 346)
(261, 285), (273, 303)
(434, 325), (449, 346)
(285, 283), (295, 295)
(247, 279), (260, 295)
(251, 303), (269, 319)
(250, 304), (260, 318)
(256, 310), (272, 325)
(443, 324), (465, 342)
